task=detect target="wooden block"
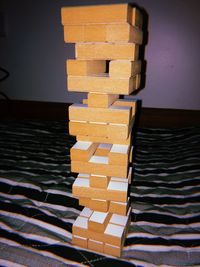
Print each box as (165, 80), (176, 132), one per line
(88, 239), (104, 253)
(90, 174), (110, 189)
(129, 145), (133, 163)
(69, 121), (130, 140)
(64, 24), (106, 43)
(112, 98), (137, 117)
(73, 216), (88, 237)
(80, 207), (93, 218)
(109, 198), (130, 216)
(94, 143), (112, 156)
(107, 24), (143, 44)
(79, 197), (90, 206)
(67, 75), (138, 95)
(72, 234), (88, 248)
(132, 7), (143, 29)
(61, 4), (141, 26)
(77, 134), (131, 146)
(76, 43), (139, 60)
(88, 93), (119, 108)
(104, 223), (125, 246)
(70, 141), (98, 161)
(89, 199), (109, 212)
(73, 178), (128, 201)
(109, 60), (141, 78)
(88, 211), (110, 232)
(69, 103), (131, 124)
(66, 59), (106, 76)
(71, 158), (128, 178)
(64, 23), (143, 44)
(104, 243), (122, 257)
(108, 144), (130, 165)
(107, 181), (128, 202)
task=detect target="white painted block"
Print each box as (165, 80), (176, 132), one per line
(73, 216), (88, 229)
(110, 214), (128, 227)
(72, 141), (92, 150)
(105, 223), (124, 238)
(73, 178), (90, 188)
(107, 181), (128, 192)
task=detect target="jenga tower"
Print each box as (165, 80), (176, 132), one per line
(61, 4), (143, 257)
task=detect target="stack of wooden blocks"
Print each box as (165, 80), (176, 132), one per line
(61, 4), (143, 257)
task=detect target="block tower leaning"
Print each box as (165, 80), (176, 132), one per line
(61, 4), (144, 257)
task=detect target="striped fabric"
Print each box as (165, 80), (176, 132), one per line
(0, 119), (199, 267)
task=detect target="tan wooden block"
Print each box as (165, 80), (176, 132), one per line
(67, 59), (106, 76)
(69, 103), (131, 124)
(64, 23), (142, 44)
(72, 177), (128, 201)
(113, 98), (137, 117)
(67, 75), (138, 95)
(108, 144), (130, 165)
(88, 93), (119, 108)
(70, 141), (98, 161)
(80, 207), (93, 218)
(104, 223), (125, 246)
(89, 199), (109, 212)
(72, 216), (88, 237)
(132, 7), (143, 29)
(107, 24), (143, 44)
(64, 24), (106, 43)
(76, 43), (139, 60)
(109, 60), (141, 78)
(69, 121), (130, 140)
(71, 158), (128, 178)
(79, 197), (90, 206)
(77, 134), (131, 146)
(88, 211), (110, 232)
(90, 174), (110, 189)
(61, 4), (140, 26)
(94, 144), (112, 156)
(107, 180), (128, 202)
(104, 243), (122, 257)
(72, 234), (88, 248)
(109, 198), (130, 216)
(88, 239), (104, 253)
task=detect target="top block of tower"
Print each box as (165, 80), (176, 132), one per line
(61, 4), (143, 29)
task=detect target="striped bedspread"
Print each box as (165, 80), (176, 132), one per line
(0, 119), (199, 267)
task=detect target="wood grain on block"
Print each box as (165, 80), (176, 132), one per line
(72, 235), (88, 248)
(88, 93), (119, 108)
(76, 43), (139, 60)
(107, 181), (128, 202)
(90, 174), (110, 189)
(69, 121), (130, 140)
(70, 141), (98, 161)
(89, 198), (109, 212)
(88, 211), (110, 232)
(80, 207), (93, 218)
(110, 60), (141, 78)
(108, 144), (130, 165)
(71, 159), (128, 178)
(104, 243), (122, 257)
(67, 60), (106, 76)
(109, 198), (130, 216)
(104, 223), (124, 246)
(69, 103), (131, 124)
(88, 239), (104, 253)
(64, 23), (143, 44)
(61, 4), (141, 26)
(67, 75), (138, 95)
(76, 133), (131, 145)
(94, 143), (112, 156)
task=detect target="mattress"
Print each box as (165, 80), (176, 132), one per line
(0, 119), (199, 266)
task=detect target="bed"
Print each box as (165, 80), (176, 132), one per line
(0, 119), (199, 266)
